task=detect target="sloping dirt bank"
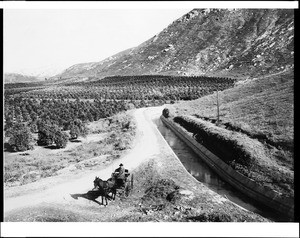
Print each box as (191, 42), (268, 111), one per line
(4, 107), (267, 222)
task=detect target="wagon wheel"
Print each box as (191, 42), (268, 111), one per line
(124, 174), (133, 197)
(116, 184), (128, 198)
(117, 188), (125, 197)
(124, 184), (129, 197)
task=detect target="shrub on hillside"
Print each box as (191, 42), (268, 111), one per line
(69, 119), (88, 140)
(70, 125), (80, 140)
(8, 123), (35, 152)
(173, 116), (253, 167)
(37, 121), (69, 148)
(37, 121), (56, 146)
(162, 108), (170, 118)
(54, 130), (69, 148)
(141, 179), (180, 206)
(187, 211), (233, 222)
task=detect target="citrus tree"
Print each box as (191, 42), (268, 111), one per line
(8, 123), (35, 151)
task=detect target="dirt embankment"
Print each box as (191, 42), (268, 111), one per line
(4, 107), (267, 222)
(164, 70), (294, 200)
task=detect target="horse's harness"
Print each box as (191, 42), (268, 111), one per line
(94, 177), (114, 192)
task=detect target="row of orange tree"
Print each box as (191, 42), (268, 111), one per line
(4, 75), (236, 151)
(19, 75), (236, 101)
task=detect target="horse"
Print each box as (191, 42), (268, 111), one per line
(93, 176), (116, 205)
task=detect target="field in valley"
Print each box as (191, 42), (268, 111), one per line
(3, 70), (294, 222)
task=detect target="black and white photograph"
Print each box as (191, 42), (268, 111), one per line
(1, 1), (298, 237)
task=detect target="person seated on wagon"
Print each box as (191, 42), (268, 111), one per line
(114, 163), (126, 187)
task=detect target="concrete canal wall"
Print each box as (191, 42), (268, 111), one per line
(161, 115), (294, 220)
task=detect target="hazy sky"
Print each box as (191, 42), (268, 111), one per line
(4, 8), (191, 75)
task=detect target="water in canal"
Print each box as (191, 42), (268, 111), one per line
(155, 117), (286, 222)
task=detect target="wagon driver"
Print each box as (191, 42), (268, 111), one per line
(114, 163), (126, 186)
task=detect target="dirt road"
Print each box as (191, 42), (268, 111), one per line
(4, 106), (164, 214)
(5, 106), (269, 223)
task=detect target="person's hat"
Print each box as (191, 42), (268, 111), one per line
(119, 163), (123, 166)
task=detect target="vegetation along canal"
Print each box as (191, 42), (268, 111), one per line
(156, 117), (288, 222)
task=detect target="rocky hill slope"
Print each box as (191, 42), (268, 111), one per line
(54, 9), (294, 82)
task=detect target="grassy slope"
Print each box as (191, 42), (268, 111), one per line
(166, 69), (294, 197)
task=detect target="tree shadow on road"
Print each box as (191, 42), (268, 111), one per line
(70, 139), (82, 143)
(44, 145), (60, 150)
(70, 190), (111, 206)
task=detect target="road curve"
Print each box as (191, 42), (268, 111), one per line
(4, 107), (165, 214)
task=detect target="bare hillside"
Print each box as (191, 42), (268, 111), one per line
(53, 9), (294, 82)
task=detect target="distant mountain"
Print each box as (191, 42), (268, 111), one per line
(7, 64), (68, 80)
(4, 73), (44, 84)
(53, 9), (294, 82)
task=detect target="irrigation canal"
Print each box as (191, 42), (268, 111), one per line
(155, 117), (288, 222)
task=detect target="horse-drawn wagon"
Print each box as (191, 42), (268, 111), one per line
(93, 168), (133, 205)
(112, 169), (133, 196)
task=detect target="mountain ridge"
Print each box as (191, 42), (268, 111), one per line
(53, 9), (294, 82)
(4, 73), (44, 84)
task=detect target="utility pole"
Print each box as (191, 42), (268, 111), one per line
(216, 89), (220, 126)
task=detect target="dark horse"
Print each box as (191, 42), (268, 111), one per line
(70, 176), (117, 206)
(92, 176), (116, 206)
